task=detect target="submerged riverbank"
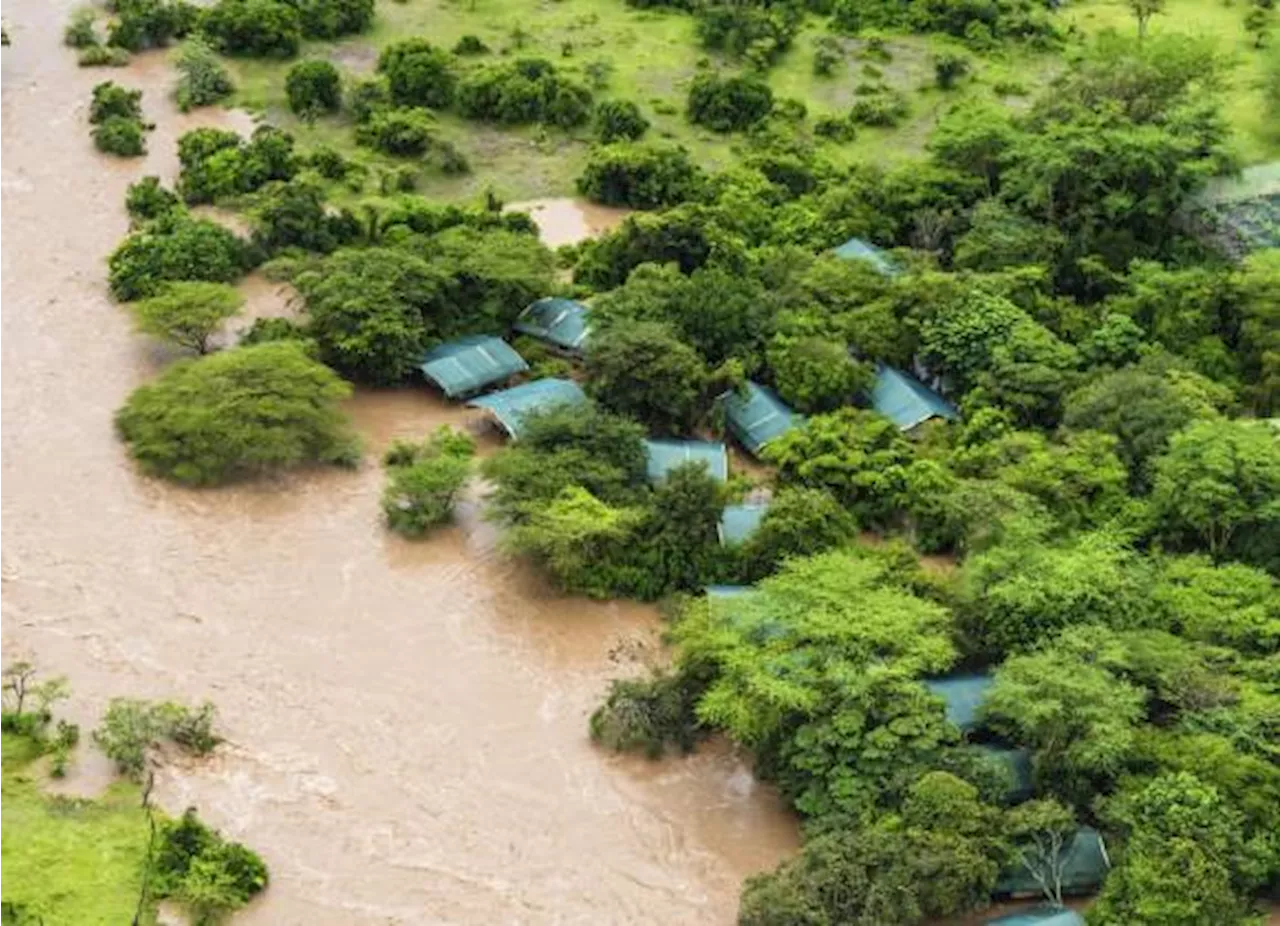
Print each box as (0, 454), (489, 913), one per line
(0, 3), (798, 922)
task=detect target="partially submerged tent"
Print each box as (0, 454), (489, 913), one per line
(721, 382), (802, 457)
(467, 378), (586, 439)
(719, 502), (769, 545)
(644, 439), (729, 483)
(924, 673), (994, 733)
(996, 828), (1110, 897)
(986, 907), (1085, 926)
(418, 335), (528, 399)
(872, 364), (958, 432)
(833, 237), (900, 276)
(513, 297), (591, 352)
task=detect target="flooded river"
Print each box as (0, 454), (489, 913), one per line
(0, 4), (797, 923)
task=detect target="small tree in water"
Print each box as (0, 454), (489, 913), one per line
(380, 426), (475, 537)
(130, 281), (244, 354)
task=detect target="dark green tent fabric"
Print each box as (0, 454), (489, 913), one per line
(644, 439), (729, 482)
(419, 335), (528, 398)
(467, 378), (586, 438)
(833, 236), (900, 276)
(996, 828), (1110, 897)
(513, 297), (591, 352)
(719, 503), (769, 545)
(986, 906), (1085, 926)
(872, 364), (958, 431)
(924, 673), (994, 732)
(721, 382), (802, 457)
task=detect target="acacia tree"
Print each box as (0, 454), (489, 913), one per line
(130, 282), (243, 354)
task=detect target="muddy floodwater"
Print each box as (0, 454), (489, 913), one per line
(0, 4), (798, 923)
(506, 198), (632, 248)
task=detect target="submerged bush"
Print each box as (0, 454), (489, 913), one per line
(64, 7), (99, 48)
(154, 808), (269, 924)
(79, 44), (132, 66)
(173, 36), (235, 111)
(108, 212), (252, 300)
(93, 698), (223, 778)
(93, 115), (147, 156)
(125, 176), (182, 224)
(115, 341), (359, 485)
(589, 670), (704, 758)
(381, 427), (476, 537)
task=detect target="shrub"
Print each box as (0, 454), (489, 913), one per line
(252, 177), (358, 253)
(695, 2), (802, 68)
(107, 0), (198, 51)
(115, 341), (359, 484)
(79, 44), (131, 65)
(89, 81), (143, 123)
(238, 316), (312, 346)
(93, 699), (223, 778)
(354, 106), (437, 156)
(686, 73), (773, 132)
(347, 75), (390, 122)
(175, 125), (299, 203)
(306, 145), (353, 179)
(108, 212), (251, 301)
(848, 87), (909, 126)
(126, 176), (182, 224)
(377, 38), (457, 108)
(812, 35), (842, 76)
(814, 114), (855, 140)
(285, 59), (342, 118)
(93, 115), (147, 156)
(131, 281), (244, 354)
(283, 0), (373, 39)
(736, 487), (859, 581)
(456, 58), (593, 127)
(381, 427), (475, 537)
(173, 36), (235, 111)
(452, 34), (488, 55)
(594, 99), (650, 143)
(576, 142), (704, 209)
(64, 8), (99, 47)
(202, 0), (302, 57)
(589, 671), (703, 758)
(154, 809), (268, 924)
(934, 50), (971, 89)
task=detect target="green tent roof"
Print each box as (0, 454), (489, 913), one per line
(513, 297), (591, 352)
(924, 673), (993, 733)
(419, 335), (529, 398)
(721, 382), (802, 456)
(719, 502), (769, 545)
(706, 585), (754, 599)
(833, 237), (900, 276)
(996, 828), (1110, 897)
(467, 378), (586, 438)
(986, 907), (1085, 926)
(644, 439), (729, 482)
(872, 364), (958, 431)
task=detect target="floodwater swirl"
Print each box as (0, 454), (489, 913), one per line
(0, 3), (798, 923)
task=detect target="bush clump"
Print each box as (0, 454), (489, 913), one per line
(594, 99), (650, 143)
(283, 0), (373, 39)
(202, 0), (302, 57)
(576, 142), (704, 209)
(176, 125), (298, 203)
(108, 211), (253, 300)
(686, 72), (773, 132)
(126, 176), (182, 224)
(93, 698), (222, 778)
(79, 44), (132, 66)
(589, 670), (703, 758)
(377, 38), (457, 108)
(354, 106), (438, 156)
(64, 7), (99, 47)
(285, 58), (343, 118)
(89, 81), (151, 156)
(154, 809), (269, 925)
(107, 0), (198, 52)
(173, 36), (235, 111)
(381, 427), (476, 537)
(848, 87), (909, 126)
(456, 57), (593, 127)
(114, 341), (359, 485)
(452, 33), (488, 55)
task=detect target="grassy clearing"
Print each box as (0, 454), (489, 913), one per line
(220, 0), (1277, 204)
(0, 734), (155, 926)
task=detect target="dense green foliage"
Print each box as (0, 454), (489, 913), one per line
(457, 57), (593, 127)
(106, 0), (198, 52)
(153, 808), (269, 925)
(114, 341), (359, 485)
(173, 36), (234, 111)
(93, 698), (221, 778)
(88, 81), (150, 157)
(686, 72), (774, 132)
(108, 210), (253, 300)
(129, 281), (244, 354)
(576, 143), (704, 209)
(201, 0), (301, 57)
(285, 58), (342, 118)
(380, 427), (475, 537)
(377, 38), (456, 108)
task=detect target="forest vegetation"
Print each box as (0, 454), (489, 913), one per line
(38, 0), (1280, 922)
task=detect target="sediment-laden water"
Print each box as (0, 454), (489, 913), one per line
(0, 4), (797, 923)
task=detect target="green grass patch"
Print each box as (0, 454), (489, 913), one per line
(219, 0), (1277, 204)
(1, 733), (155, 926)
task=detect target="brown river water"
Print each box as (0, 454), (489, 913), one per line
(0, 4), (798, 923)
